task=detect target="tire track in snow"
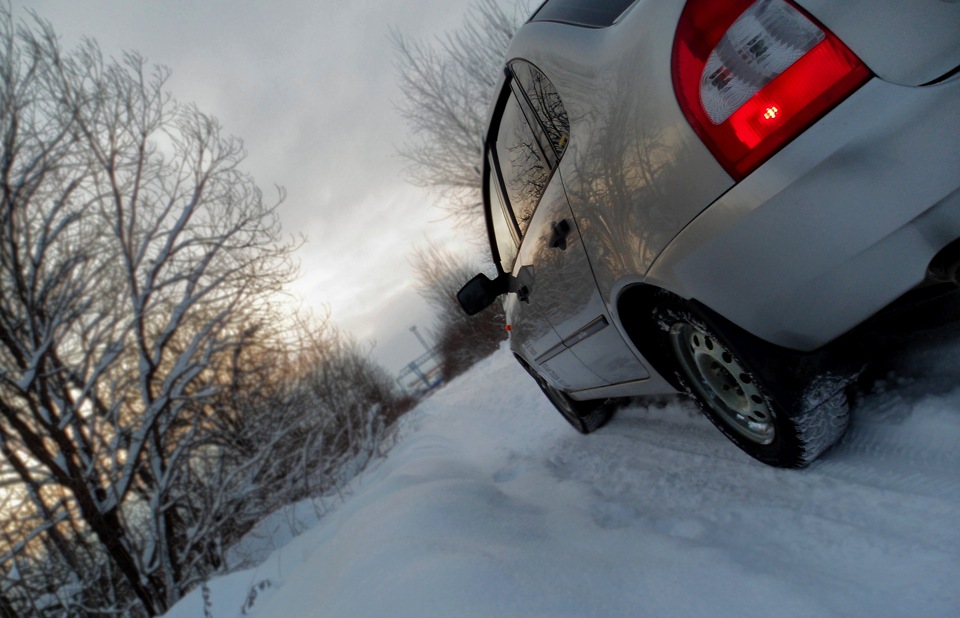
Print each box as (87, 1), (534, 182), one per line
(532, 383), (960, 555)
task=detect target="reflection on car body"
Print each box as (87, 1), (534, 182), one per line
(458, 0), (960, 467)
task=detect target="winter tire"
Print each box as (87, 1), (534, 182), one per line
(656, 301), (850, 468)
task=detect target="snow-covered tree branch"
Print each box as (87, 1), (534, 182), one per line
(0, 8), (414, 616)
(392, 0), (529, 241)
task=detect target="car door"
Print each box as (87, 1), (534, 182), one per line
(490, 62), (648, 391)
(486, 84), (602, 391)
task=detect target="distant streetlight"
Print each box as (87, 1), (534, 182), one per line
(410, 325), (431, 352)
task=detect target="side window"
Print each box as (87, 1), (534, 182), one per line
(486, 68), (570, 271)
(487, 153), (519, 273)
(494, 91), (551, 237)
(511, 61), (570, 160)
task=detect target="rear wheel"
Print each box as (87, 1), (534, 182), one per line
(669, 321), (777, 446)
(657, 302), (849, 468)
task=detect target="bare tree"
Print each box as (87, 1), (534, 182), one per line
(410, 240), (506, 380)
(392, 0), (529, 239)
(0, 8), (298, 614)
(164, 312), (412, 584)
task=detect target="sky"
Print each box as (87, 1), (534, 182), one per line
(13, 0), (486, 376)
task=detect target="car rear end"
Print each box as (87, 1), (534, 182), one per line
(641, 0), (960, 352)
(474, 0), (960, 465)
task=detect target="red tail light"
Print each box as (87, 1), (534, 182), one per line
(672, 0), (872, 180)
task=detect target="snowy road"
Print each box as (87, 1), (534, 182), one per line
(169, 304), (960, 618)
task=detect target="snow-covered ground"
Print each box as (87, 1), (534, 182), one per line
(167, 312), (960, 618)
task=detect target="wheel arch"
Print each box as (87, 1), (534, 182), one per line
(617, 283), (849, 418)
(615, 284), (790, 396)
(615, 284), (685, 392)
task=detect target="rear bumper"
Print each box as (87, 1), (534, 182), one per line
(647, 72), (960, 351)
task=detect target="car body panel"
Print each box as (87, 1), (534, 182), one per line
(499, 4), (732, 395)
(796, 0), (960, 86)
(475, 0), (960, 404)
(506, 8), (734, 300)
(647, 73), (960, 350)
(491, 74), (651, 391)
(504, 177), (612, 391)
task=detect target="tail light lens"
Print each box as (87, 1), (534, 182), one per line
(672, 0), (872, 180)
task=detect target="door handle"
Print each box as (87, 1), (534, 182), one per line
(549, 219), (571, 250)
(516, 285), (531, 303)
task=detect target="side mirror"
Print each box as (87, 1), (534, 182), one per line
(457, 272), (509, 316)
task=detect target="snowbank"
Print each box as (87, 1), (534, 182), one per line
(167, 330), (960, 617)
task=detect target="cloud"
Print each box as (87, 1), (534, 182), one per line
(16, 0), (490, 374)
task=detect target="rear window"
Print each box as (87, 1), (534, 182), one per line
(531, 0), (637, 28)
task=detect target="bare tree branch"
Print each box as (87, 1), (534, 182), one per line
(392, 0), (529, 241)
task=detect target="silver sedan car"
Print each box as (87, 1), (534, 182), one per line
(458, 0), (960, 467)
